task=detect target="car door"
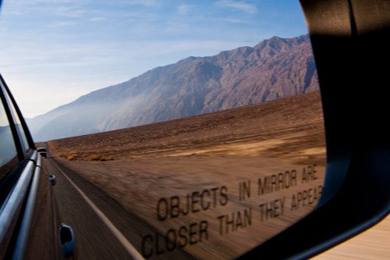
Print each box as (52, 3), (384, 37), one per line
(0, 75), (73, 259)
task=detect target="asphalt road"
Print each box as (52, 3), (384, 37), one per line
(45, 158), (195, 260)
(44, 154), (390, 260)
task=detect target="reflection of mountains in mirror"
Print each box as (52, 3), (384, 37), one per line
(28, 34), (319, 141)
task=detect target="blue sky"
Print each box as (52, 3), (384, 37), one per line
(0, 0), (308, 118)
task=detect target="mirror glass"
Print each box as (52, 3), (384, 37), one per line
(2, 0), (326, 259)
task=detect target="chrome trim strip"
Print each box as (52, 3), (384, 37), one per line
(0, 162), (34, 252)
(12, 165), (40, 260)
(36, 153), (42, 168)
(29, 150), (38, 165)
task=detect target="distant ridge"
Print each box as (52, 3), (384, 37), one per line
(28, 34), (319, 141)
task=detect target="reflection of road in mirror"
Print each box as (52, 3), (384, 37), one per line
(47, 91), (326, 259)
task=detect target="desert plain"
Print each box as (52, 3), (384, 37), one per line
(47, 91), (326, 259)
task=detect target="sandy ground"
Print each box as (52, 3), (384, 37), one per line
(48, 92), (327, 259)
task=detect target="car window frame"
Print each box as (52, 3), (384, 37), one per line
(0, 74), (35, 157)
(0, 74), (36, 207)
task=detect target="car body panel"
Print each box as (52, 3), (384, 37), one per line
(0, 75), (74, 259)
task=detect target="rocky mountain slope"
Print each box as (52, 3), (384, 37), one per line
(28, 34), (319, 141)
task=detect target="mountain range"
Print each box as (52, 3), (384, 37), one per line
(28, 34), (319, 141)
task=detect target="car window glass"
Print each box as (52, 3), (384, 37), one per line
(0, 81), (30, 152)
(0, 94), (18, 181)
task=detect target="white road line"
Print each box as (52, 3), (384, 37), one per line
(52, 161), (145, 260)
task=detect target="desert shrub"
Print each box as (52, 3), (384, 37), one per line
(85, 154), (103, 161)
(67, 154), (78, 161)
(58, 153), (79, 161)
(100, 155), (114, 161)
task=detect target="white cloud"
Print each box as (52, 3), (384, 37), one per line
(11, 0), (78, 4)
(50, 21), (78, 27)
(54, 6), (87, 18)
(216, 0), (258, 14)
(177, 4), (193, 15)
(89, 17), (106, 22)
(219, 18), (250, 24)
(117, 0), (159, 7)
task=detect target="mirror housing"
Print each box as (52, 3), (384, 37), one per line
(49, 175), (56, 186)
(37, 147), (47, 158)
(59, 223), (75, 258)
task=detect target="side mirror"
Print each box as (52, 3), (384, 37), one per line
(238, 1), (390, 259)
(59, 223), (75, 258)
(37, 147), (47, 158)
(49, 175), (56, 186)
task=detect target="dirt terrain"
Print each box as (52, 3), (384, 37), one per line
(48, 91), (326, 259)
(49, 91), (325, 165)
